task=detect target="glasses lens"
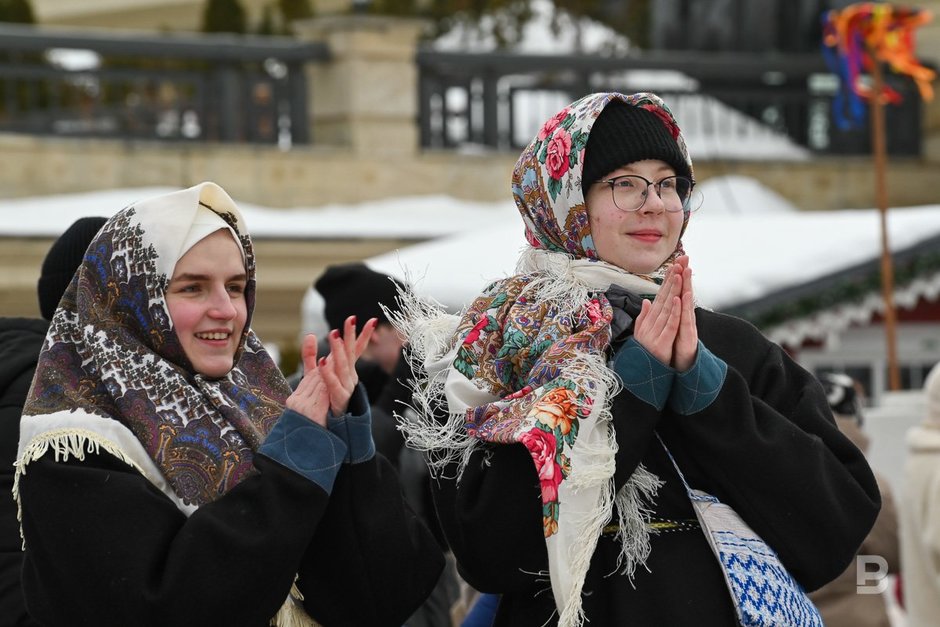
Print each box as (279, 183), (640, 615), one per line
(660, 176), (693, 212)
(609, 176), (694, 212)
(610, 176), (648, 212)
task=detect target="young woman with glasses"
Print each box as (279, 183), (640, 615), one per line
(391, 92), (881, 627)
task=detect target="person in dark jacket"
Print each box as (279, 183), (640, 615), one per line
(14, 183), (443, 627)
(389, 92), (882, 627)
(314, 262), (458, 627)
(314, 263), (412, 464)
(0, 215), (107, 627)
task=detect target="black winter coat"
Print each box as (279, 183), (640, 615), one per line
(433, 308), (881, 626)
(18, 445), (443, 627)
(0, 317), (47, 627)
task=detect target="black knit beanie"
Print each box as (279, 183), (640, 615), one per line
(38, 216), (108, 321)
(581, 101), (691, 195)
(314, 262), (404, 334)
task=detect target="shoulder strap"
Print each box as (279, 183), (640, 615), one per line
(654, 433), (718, 504)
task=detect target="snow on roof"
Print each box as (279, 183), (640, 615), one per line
(432, 0), (631, 55)
(0, 187), (517, 240)
(362, 195), (940, 316)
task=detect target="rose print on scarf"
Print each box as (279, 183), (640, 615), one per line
(503, 385), (533, 401)
(524, 227), (543, 249)
(520, 426), (568, 538)
(534, 387), (578, 436)
(449, 275), (613, 537)
(538, 107), (571, 141)
(520, 428), (561, 502)
(585, 299), (604, 325)
(520, 380), (586, 538)
(453, 290), (509, 381)
(465, 316), (490, 345)
(544, 129), (572, 181)
(454, 315), (494, 380)
(537, 125), (590, 202)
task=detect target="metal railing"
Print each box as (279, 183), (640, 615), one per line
(0, 23), (329, 145)
(416, 48), (924, 156)
(0, 22), (925, 155)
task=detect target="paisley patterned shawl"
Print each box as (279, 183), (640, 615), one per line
(391, 93), (694, 627)
(16, 182), (291, 514)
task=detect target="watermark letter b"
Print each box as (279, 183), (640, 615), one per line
(856, 555), (888, 594)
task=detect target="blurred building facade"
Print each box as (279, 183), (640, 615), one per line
(2, 1), (940, 376)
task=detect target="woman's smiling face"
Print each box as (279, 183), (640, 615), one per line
(166, 229), (247, 378)
(584, 159), (685, 274)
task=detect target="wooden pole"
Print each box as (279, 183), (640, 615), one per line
(870, 57), (902, 391)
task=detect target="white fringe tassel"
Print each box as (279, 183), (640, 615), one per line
(16, 431), (321, 627)
(388, 253), (663, 627)
(613, 466), (663, 578)
(13, 429), (148, 545)
(271, 581), (321, 627)
(386, 285), (482, 480)
(551, 347), (660, 627)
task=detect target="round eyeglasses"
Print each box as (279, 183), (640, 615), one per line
(595, 175), (696, 213)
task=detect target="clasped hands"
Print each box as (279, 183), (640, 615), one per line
(632, 255), (698, 373)
(286, 316), (378, 428)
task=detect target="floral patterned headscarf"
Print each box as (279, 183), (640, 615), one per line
(393, 93), (694, 627)
(513, 91), (693, 266)
(17, 182), (291, 513)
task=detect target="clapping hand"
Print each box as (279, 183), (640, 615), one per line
(286, 316), (378, 425)
(319, 316), (378, 416)
(632, 255), (698, 372)
(286, 334), (330, 427)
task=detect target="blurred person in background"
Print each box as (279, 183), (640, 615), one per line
(900, 361), (940, 625)
(0, 216), (107, 626)
(809, 372), (900, 627)
(314, 262), (459, 627)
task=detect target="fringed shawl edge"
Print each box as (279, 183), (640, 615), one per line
(388, 250), (663, 627)
(14, 412), (319, 627)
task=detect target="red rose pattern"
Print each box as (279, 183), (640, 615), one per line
(585, 299), (604, 325)
(538, 107), (570, 141)
(545, 130), (572, 181)
(463, 315), (489, 346)
(521, 427), (564, 505)
(504, 385), (533, 401)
